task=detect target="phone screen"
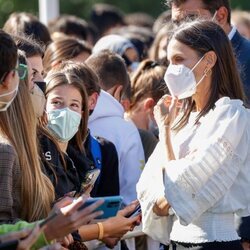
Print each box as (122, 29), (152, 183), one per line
(125, 204), (141, 218)
(78, 196), (123, 219)
(76, 169), (100, 197)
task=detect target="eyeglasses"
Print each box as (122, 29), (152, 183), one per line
(14, 63), (28, 80)
(0, 63), (28, 84)
(172, 9), (214, 26)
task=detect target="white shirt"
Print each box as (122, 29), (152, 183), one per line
(228, 26), (237, 40)
(137, 97), (250, 244)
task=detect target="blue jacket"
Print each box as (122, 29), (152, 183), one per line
(231, 30), (250, 104)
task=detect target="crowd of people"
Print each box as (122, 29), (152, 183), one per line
(0, 0), (250, 249)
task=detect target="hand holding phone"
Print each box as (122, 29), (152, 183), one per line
(39, 210), (59, 228)
(75, 169), (100, 197)
(125, 204), (141, 218)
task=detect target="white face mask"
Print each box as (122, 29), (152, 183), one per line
(30, 84), (46, 118)
(0, 84), (19, 111)
(47, 107), (81, 142)
(164, 55), (206, 99)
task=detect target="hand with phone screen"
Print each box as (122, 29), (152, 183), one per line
(97, 202), (142, 249)
(125, 204), (141, 218)
(43, 195), (104, 242)
(75, 169), (100, 197)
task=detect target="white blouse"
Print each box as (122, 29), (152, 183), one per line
(137, 97), (250, 244)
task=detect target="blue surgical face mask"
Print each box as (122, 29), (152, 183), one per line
(47, 107), (81, 142)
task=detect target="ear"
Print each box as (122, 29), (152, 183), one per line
(88, 92), (99, 110)
(120, 99), (130, 112)
(143, 98), (155, 112)
(204, 51), (217, 71)
(215, 6), (229, 27)
(107, 85), (123, 102)
(1, 71), (15, 88)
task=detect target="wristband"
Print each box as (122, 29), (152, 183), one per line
(97, 222), (104, 240)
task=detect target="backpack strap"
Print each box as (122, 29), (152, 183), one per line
(89, 135), (102, 185)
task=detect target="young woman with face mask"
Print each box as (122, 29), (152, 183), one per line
(137, 20), (250, 250)
(0, 31), (122, 250)
(41, 71), (141, 248)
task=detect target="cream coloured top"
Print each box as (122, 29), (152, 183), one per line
(137, 97), (250, 244)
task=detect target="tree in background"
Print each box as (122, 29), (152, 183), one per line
(0, 0), (250, 29)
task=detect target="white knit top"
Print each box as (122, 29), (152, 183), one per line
(137, 97), (250, 244)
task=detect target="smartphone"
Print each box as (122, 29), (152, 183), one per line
(125, 204), (141, 218)
(78, 196), (123, 219)
(76, 169), (100, 197)
(39, 210), (59, 228)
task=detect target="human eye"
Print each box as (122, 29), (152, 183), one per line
(174, 56), (184, 64)
(50, 99), (62, 107)
(32, 70), (38, 78)
(71, 103), (80, 109)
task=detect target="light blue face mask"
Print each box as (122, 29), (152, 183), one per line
(47, 107), (81, 142)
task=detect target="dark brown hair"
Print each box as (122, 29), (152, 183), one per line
(12, 35), (44, 58)
(90, 3), (125, 38)
(169, 20), (245, 130)
(3, 12), (51, 46)
(0, 30), (18, 83)
(53, 61), (101, 96)
(166, 0), (231, 24)
(86, 50), (130, 92)
(48, 14), (89, 41)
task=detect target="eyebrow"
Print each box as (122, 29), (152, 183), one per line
(32, 68), (38, 73)
(71, 99), (81, 104)
(51, 96), (81, 103)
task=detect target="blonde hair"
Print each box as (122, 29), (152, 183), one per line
(129, 59), (168, 111)
(0, 71), (54, 222)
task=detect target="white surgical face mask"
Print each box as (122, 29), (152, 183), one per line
(0, 84), (19, 111)
(47, 107), (81, 142)
(30, 84), (46, 118)
(164, 55), (206, 99)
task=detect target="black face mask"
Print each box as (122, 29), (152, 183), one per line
(122, 54), (132, 67)
(34, 81), (46, 93)
(89, 109), (94, 116)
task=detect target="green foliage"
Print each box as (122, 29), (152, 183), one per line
(231, 0), (250, 10)
(0, 0), (250, 28)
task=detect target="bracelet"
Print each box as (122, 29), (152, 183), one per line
(97, 222), (104, 240)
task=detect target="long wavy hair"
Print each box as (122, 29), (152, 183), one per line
(0, 55), (54, 221)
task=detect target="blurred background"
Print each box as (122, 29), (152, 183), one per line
(0, 0), (249, 27)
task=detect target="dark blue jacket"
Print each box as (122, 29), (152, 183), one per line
(231, 31), (250, 240)
(231, 30), (250, 104)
